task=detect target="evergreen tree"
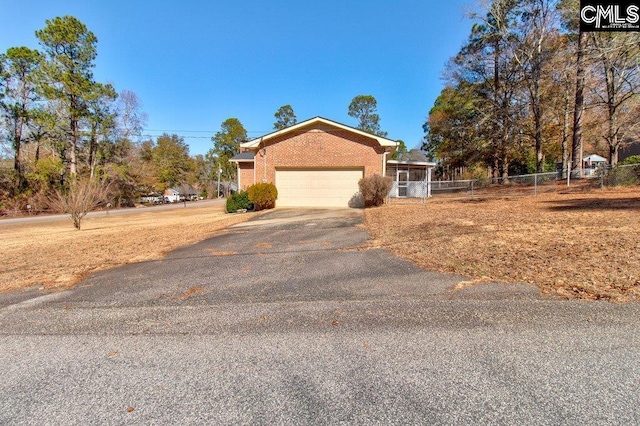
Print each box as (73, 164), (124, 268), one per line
(348, 95), (387, 137)
(36, 15), (99, 177)
(274, 105), (297, 130)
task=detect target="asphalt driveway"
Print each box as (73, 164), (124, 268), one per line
(1, 208), (640, 424)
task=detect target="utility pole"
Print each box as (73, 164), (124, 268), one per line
(217, 167), (221, 198)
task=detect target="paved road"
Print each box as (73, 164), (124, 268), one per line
(0, 198), (226, 226)
(1, 208), (639, 425)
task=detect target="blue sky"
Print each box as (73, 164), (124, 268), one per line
(1, 0), (473, 156)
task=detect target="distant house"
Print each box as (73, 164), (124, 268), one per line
(181, 186), (199, 201)
(164, 188), (181, 203)
(583, 154), (608, 176)
(229, 116), (435, 207)
(164, 186), (198, 203)
(140, 192), (163, 204)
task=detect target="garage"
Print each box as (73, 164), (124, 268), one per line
(230, 117), (400, 207)
(275, 168), (363, 207)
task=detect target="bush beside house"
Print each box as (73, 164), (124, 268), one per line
(247, 183), (278, 210)
(226, 191), (253, 213)
(358, 175), (392, 207)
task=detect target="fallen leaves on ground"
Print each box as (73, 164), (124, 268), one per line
(364, 188), (640, 302)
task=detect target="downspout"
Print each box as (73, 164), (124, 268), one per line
(236, 162), (241, 190)
(382, 149), (387, 176)
(260, 137), (266, 183)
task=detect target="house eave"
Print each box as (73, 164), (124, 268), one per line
(229, 158), (255, 163)
(387, 160), (437, 167)
(229, 152), (256, 163)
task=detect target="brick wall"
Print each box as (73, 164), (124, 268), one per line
(248, 127), (386, 185)
(237, 162), (254, 190)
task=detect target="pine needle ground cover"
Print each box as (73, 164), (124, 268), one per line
(364, 188), (640, 302)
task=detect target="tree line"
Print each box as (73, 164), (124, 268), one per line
(423, 0), (639, 179)
(0, 15), (153, 211)
(0, 15), (399, 214)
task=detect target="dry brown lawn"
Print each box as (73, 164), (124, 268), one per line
(364, 187), (640, 302)
(1, 203), (255, 292)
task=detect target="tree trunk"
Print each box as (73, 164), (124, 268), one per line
(13, 132), (23, 190)
(88, 124), (98, 179)
(502, 156), (510, 180)
(571, 31), (585, 178)
(608, 107), (619, 166)
(532, 62), (543, 173)
(534, 98), (543, 173)
(531, 42), (544, 173)
(602, 40), (620, 167)
(69, 95), (80, 177)
(493, 40), (503, 181)
(12, 109), (26, 190)
(69, 115), (78, 176)
(609, 143), (618, 166)
(561, 85), (571, 178)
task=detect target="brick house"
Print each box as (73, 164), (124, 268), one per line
(230, 116), (434, 207)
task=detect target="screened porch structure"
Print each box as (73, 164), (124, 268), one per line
(385, 160), (436, 199)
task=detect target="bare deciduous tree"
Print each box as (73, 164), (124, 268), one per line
(117, 89), (147, 141)
(512, 0), (558, 172)
(588, 32), (640, 165)
(48, 179), (111, 230)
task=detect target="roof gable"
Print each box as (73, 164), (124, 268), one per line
(583, 154), (607, 163)
(240, 116), (398, 150)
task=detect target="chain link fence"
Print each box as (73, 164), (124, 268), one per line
(389, 165), (639, 204)
(604, 163), (640, 187)
(430, 172), (564, 200)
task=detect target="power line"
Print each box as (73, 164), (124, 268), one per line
(145, 129), (216, 133)
(141, 134), (212, 139)
(144, 129), (272, 135)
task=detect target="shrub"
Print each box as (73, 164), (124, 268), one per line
(247, 183), (278, 210)
(608, 165), (640, 186)
(619, 155), (640, 166)
(48, 179), (111, 230)
(226, 191), (253, 213)
(358, 174), (393, 207)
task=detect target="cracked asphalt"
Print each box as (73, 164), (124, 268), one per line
(1, 208), (639, 425)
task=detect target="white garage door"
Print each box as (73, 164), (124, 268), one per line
(276, 169), (363, 207)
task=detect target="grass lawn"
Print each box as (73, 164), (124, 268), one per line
(364, 187), (640, 302)
(0, 203), (255, 293)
